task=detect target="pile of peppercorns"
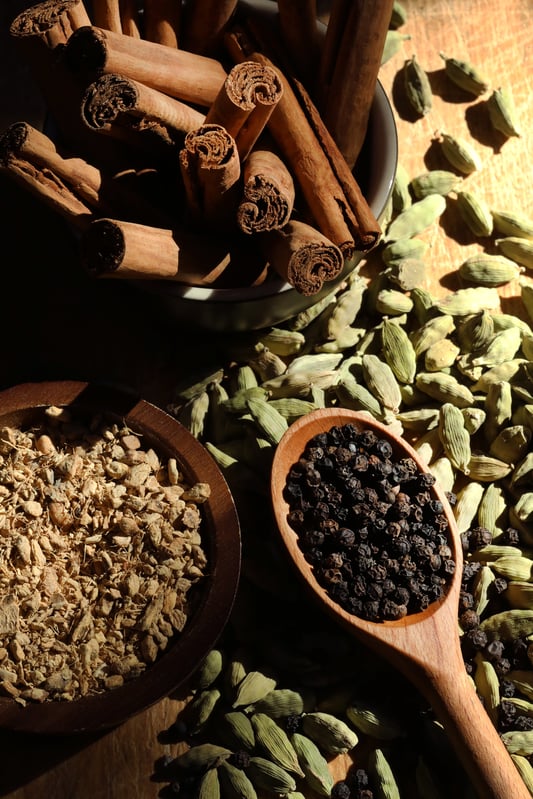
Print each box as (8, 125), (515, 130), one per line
(283, 423), (457, 622)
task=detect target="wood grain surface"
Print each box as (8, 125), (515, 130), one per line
(0, 0), (531, 797)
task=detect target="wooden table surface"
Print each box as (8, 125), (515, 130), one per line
(0, 1), (531, 797)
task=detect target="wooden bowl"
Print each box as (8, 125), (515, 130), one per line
(0, 381), (241, 734)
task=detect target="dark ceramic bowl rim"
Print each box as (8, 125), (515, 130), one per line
(0, 380), (241, 734)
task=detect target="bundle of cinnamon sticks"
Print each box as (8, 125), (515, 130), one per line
(4, 0), (392, 296)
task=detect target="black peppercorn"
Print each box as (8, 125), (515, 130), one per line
(283, 423), (457, 623)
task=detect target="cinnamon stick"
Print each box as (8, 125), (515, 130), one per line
(143, 0), (181, 47)
(91, 0), (122, 34)
(81, 73), (205, 142)
(120, 0), (141, 38)
(1, 121), (174, 227)
(260, 220), (344, 296)
(0, 129), (93, 231)
(205, 60), (283, 160)
(318, 0), (395, 169)
(181, 0), (238, 56)
(62, 25), (228, 108)
(179, 123), (241, 229)
(225, 29), (356, 258)
(79, 217), (265, 287)
(276, 0), (320, 89)
(9, 2), (132, 172)
(236, 148), (295, 234)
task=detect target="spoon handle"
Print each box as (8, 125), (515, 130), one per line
(425, 664), (529, 799)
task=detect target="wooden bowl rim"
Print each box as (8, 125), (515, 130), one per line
(270, 407), (463, 640)
(0, 380), (241, 734)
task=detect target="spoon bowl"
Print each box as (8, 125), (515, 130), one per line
(271, 408), (529, 799)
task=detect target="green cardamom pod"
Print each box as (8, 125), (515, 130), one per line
(489, 424), (531, 464)
(381, 237), (428, 266)
(456, 310), (494, 353)
(477, 483), (508, 538)
(173, 744), (232, 772)
(362, 354), (403, 414)
(438, 131), (482, 175)
(219, 760), (258, 799)
(389, 0), (408, 29)
(375, 288), (414, 316)
(385, 194), (446, 242)
(367, 747), (402, 799)
(469, 326), (521, 368)
(487, 87), (521, 138)
(250, 713), (305, 777)
(253, 688), (306, 718)
(410, 169), (463, 198)
(453, 480), (484, 533)
(334, 375), (385, 420)
(403, 54), (433, 116)
(435, 286), (500, 316)
(415, 371), (475, 408)
(381, 29), (411, 65)
(290, 732), (334, 797)
(258, 328), (306, 357)
(439, 52), (489, 96)
(472, 565), (496, 617)
(492, 209), (533, 240)
(391, 163), (412, 212)
(428, 455), (455, 494)
(511, 452), (533, 488)
(194, 649), (225, 692)
(346, 700), (404, 740)
(198, 767), (221, 799)
(496, 237), (533, 270)
(491, 555), (533, 583)
(232, 671), (277, 709)
(511, 754), (533, 792)
(455, 190), (494, 237)
(458, 253), (522, 286)
(221, 711), (256, 750)
(186, 689), (222, 735)
(387, 257), (427, 291)
(502, 730), (533, 756)
(424, 338), (460, 371)
(466, 453), (512, 482)
(505, 583), (533, 611)
(302, 711), (359, 755)
(410, 313), (455, 355)
(245, 398), (288, 445)
(438, 402), (472, 474)
(246, 756), (297, 794)
(473, 653), (500, 727)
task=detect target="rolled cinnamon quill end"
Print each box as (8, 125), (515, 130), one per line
(237, 149), (295, 234)
(206, 61), (283, 160)
(81, 73), (206, 137)
(80, 218), (180, 279)
(10, 0), (91, 48)
(80, 217), (237, 285)
(63, 25), (227, 108)
(179, 123), (241, 228)
(261, 220), (344, 296)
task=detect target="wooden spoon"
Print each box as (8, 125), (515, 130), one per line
(271, 407), (529, 799)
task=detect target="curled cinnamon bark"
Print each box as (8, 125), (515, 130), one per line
(91, 0), (122, 34)
(143, 0), (181, 47)
(179, 123), (241, 228)
(63, 25), (228, 108)
(81, 73), (206, 138)
(181, 0), (238, 56)
(276, 0), (320, 88)
(79, 217), (250, 286)
(0, 126), (93, 231)
(318, 0), (395, 169)
(10, 0), (91, 48)
(261, 220), (344, 296)
(237, 148), (295, 234)
(205, 60), (283, 160)
(0, 121), (173, 227)
(9, 2), (130, 171)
